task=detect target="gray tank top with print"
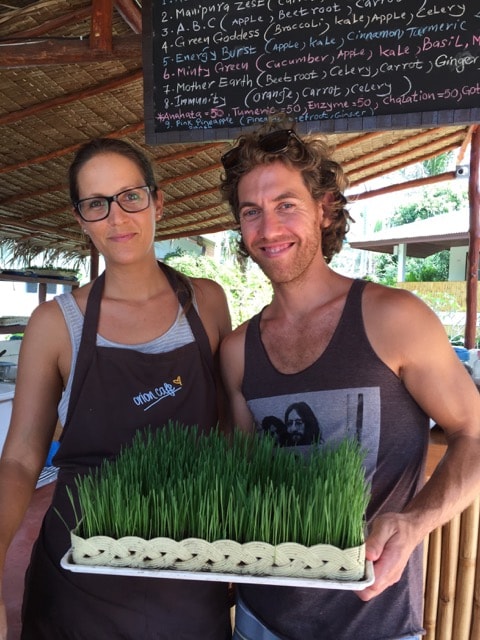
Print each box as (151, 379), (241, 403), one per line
(240, 278), (428, 640)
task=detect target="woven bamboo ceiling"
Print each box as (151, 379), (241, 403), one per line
(0, 0), (477, 265)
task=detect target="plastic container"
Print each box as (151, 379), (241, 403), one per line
(0, 382), (15, 455)
(453, 347), (472, 374)
(469, 349), (480, 370)
(473, 359), (480, 385)
(0, 361), (17, 382)
(46, 441), (60, 466)
(453, 346), (469, 362)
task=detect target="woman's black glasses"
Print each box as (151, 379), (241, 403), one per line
(221, 129), (306, 172)
(74, 185), (152, 222)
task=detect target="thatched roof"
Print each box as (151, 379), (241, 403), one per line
(0, 0), (477, 266)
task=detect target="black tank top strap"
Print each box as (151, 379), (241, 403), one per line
(345, 278), (367, 311)
(331, 278), (367, 341)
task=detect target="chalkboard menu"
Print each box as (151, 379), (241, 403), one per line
(142, 0), (480, 143)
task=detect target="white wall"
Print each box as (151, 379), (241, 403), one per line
(449, 246), (468, 281)
(0, 339), (21, 365)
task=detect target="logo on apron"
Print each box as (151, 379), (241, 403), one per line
(133, 378), (183, 411)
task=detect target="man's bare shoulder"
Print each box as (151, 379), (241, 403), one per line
(362, 280), (434, 322)
(220, 318), (250, 358)
(361, 280), (447, 368)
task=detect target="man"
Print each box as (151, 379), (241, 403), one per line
(219, 117), (480, 640)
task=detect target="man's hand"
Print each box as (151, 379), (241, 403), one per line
(357, 513), (420, 602)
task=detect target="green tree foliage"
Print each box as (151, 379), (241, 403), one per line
(164, 251), (272, 329)
(374, 246), (450, 285)
(374, 253), (398, 286)
(400, 151), (454, 181)
(404, 251), (450, 282)
(389, 187), (467, 227)
(372, 174), (467, 283)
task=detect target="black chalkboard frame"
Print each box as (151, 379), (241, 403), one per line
(142, 0), (480, 145)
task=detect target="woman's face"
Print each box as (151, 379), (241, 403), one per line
(75, 152), (162, 265)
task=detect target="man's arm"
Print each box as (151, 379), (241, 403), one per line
(359, 284), (480, 601)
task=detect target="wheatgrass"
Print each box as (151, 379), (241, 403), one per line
(69, 423), (370, 550)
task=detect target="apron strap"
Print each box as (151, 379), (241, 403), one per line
(159, 261), (214, 378)
(64, 264), (215, 428)
(64, 273), (105, 428)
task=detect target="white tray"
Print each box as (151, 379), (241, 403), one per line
(60, 551), (374, 590)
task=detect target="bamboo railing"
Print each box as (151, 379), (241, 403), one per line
(423, 497), (480, 639)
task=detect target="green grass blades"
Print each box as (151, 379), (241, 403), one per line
(70, 423), (370, 549)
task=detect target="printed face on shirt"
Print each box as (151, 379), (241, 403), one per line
(286, 408), (305, 444)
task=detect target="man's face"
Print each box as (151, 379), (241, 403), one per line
(286, 409), (305, 444)
(237, 161), (326, 285)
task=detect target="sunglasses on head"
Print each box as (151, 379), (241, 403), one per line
(221, 128), (306, 172)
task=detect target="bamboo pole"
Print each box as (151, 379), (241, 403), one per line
(465, 126), (480, 349)
(424, 526), (442, 639)
(452, 499), (480, 639)
(436, 514), (461, 640)
(424, 534), (430, 588)
(471, 513), (480, 640)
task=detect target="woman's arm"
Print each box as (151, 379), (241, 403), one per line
(192, 278), (233, 432)
(0, 300), (67, 638)
(220, 324), (256, 434)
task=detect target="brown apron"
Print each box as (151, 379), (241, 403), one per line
(21, 265), (231, 640)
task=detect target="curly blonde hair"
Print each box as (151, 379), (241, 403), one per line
(219, 114), (353, 264)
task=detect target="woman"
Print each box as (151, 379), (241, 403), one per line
(0, 139), (232, 639)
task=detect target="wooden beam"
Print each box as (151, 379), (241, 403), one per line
(0, 69), (142, 127)
(160, 162), (222, 186)
(0, 35), (141, 67)
(91, 0), (113, 52)
(343, 128), (445, 169)
(22, 206), (72, 224)
(0, 122), (144, 175)
(349, 171), (457, 202)
(158, 218), (236, 240)
(334, 131), (386, 152)
(0, 215), (81, 242)
(115, 0), (142, 34)
(457, 125), (476, 164)
(0, 185), (68, 207)
(153, 143), (224, 165)
(9, 7), (92, 38)
(164, 186), (219, 207)
(465, 126), (480, 349)
(163, 202), (226, 222)
(348, 139), (463, 188)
